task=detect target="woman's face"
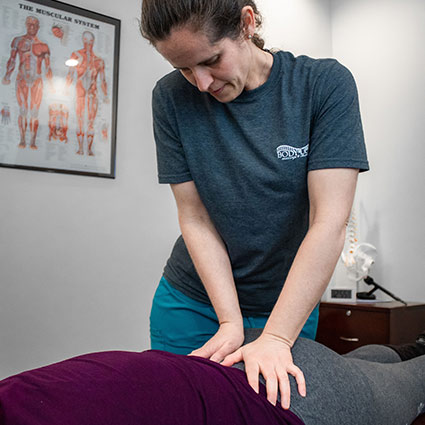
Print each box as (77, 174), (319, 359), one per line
(156, 26), (254, 103)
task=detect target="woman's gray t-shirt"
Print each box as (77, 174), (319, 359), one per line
(151, 50), (369, 315)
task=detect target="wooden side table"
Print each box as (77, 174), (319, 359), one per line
(316, 301), (425, 354)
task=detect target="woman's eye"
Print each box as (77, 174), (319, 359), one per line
(205, 56), (220, 66)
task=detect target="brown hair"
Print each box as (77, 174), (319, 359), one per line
(140, 0), (265, 49)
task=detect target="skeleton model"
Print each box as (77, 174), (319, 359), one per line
(65, 31), (108, 156)
(2, 16), (53, 149)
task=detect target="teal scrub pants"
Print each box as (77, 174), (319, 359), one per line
(150, 276), (319, 354)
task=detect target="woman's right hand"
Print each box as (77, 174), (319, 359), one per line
(188, 321), (244, 363)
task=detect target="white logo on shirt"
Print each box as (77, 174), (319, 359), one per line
(276, 144), (309, 160)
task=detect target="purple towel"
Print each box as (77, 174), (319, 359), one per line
(0, 350), (304, 425)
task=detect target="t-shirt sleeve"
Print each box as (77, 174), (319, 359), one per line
(307, 61), (369, 172)
(152, 82), (193, 184)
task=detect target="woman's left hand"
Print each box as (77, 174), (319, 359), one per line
(221, 332), (306, 409)
(188, 321), (245, 363)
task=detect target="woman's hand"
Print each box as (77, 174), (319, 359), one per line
(221, 332), (306, 409)
(189, 322), (245, 363)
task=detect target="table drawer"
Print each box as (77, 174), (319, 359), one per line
(316, 307), (388, 354)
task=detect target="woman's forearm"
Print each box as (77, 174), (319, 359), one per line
(179, 214), (243, 326)
(264, 220), (346, 345)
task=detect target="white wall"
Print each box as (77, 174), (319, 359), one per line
(258, 0), (332, 57)
(1, 0), (423, 380)
(330, 0), (425, 301)
(0, 0), (180, 379)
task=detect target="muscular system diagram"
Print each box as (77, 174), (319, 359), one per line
(2, 16), (53, 150)
(1, 107), (11, 125)
(48, 104), (69, 143)
(65, 31), (108, 156)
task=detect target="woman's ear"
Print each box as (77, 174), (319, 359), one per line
(240, 5), (256, 39)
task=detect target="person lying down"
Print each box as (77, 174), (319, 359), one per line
(0, 329), (424, 425)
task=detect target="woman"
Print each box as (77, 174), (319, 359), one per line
(140, 0), (369, 409)
(1, 331), (424, 425)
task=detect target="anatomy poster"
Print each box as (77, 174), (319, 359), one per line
(0, 0), (120, 178)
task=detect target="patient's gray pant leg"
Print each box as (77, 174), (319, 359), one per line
(284, 339), (375, 425)
(343, 344), (402, 363)
(345, 356), (425, 424)
(239, 330), (425, 424)
(286, 339), (425, 425)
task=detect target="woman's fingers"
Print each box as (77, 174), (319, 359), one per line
(189, 337), (225, 358)
(245, 360), (260, 394)
(288, 364), (306, 397)
(198, 333), (306, 410)
(274, 365), (306, 409)
(189, 345), (211, 357)
(264, 374), (278, 405)
(247, 364), (293, 408)
(191, 341), (241, 363)
(189, 323), (244, 362)
(221, 349), (242, 367)
(210, 347), (231, 363)
(277, 369), (291, 409)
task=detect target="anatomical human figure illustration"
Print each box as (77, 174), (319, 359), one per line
(101, 123), (108, 140)
(48, 104), (69, 143)
(2, 16), (53, 150)
(1, 107), (11, 125)
(65, 31), (108, 156)
(51, 23), (68, 45)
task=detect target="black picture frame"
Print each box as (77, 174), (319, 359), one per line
(0, 0), (120, 178)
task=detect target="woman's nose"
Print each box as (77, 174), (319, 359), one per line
(193, 68), (213, 92)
